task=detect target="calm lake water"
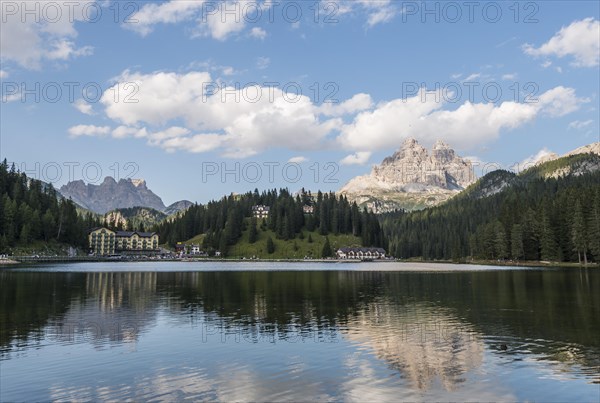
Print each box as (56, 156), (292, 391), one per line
(1, 262), (599, 402)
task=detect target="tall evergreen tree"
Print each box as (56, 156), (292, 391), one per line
(266, 236), (275, 254)
(248, 217), (258, 244)
(571, 199), (588, 265)
(510, 224), (524, 260)
(494, 221), (508, 259)
(321, 236), (332, 258)
(589, 189), (600, 261)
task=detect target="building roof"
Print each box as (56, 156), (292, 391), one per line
(337, 247), (386, 253)
(115, 231), (157, 238)
(88, 227), (115, 233)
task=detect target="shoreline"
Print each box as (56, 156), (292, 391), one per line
(2, 256), (597, 268)
(0, 259), (20, 265)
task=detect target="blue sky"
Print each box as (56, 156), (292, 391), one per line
(1, 0), (599, 204)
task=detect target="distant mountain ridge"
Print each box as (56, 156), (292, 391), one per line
(339, 138), (476, 212)
(59, 177), (192, 215)
(543, 142), (599, 164)
(340, 140), (600, 213)
(382, 149), (600, 262)
(164, 200), (194, 216)
(460, 152), (600, 201)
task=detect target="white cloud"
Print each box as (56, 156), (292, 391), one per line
(523, 18), (600, 67)
(321, 0), (397, 27)
(73, 99), (94, 115)
(365, 7), (396, 27)
(249, 27), (267, 40)
(537, 86), (588, 117)
(356, 0), (397, 27)
(93, 69), (342, 157)
(187, 60), (240, 76)
(340, 151), (372, 166)
(568, 119), (594, 130)
(288, 156), (308, 163)
(111, 126), (148, 139)
(519, 148), (558, 170)
(336, 86), (586, 152)
(502, 73), (517, 81)
(68, 125), (110, 137)
(319, 93), (373, 117)
(101, 70), (212, 127)
(256, 56), (270, 70)
(3, 92), (21, 103)
(74, 70), (586, 159)
(159, 133), (226, 154)
(463, 156), (485, 166)
(124, 1), (206, 36)
(192, 2), (247, 41)
(462, 73), (482, 82)
(147, 126), (191, 145)
(221, 66), (236, 76)
(0, 1), (94, 69)
(0, 70), (8, 78)
(126, 0), (273, 41)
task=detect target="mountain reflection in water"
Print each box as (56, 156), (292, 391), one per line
(1, 265), (598, 401)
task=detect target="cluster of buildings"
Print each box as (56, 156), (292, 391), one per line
(252, 205), (270, 219)
(174, 243), (223, 257)
(88, 227), (159, 256)
(336, 247), (386, 260)
(88, 205), (388, 260)
(252, 204), (314, 219)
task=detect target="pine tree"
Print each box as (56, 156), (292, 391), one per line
(218, 235), (228, 257)
(571, 199), (588, 265)
(589, 189), (600, 261)
(510, 224), (524, 260)
(266, 236), (275, 254)
(321, 236), (332, 258)
(539, 209), (557, 262)
(248, 217), (258, 244)
(494, 221), (508, 259)
(319, 203), (328, 235)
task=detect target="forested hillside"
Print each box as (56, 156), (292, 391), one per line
(381, 154), (600, 263)
(0, 160), (101, 253)
(155, 188), (385, 256)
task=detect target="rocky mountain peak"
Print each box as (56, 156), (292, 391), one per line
(431, 140), (457, 165)
(130, 179), (147, 188)
(433, 139), (450, 149)
(340, 138), (476, 212)
(59, 176), (166, 214)
(383, 137), (428, 165)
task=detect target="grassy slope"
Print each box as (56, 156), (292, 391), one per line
(184, 234), (206, 245)
(9, 240), (81, 256)
(185, 221), (363, 259)
(230, 229), (361, 259)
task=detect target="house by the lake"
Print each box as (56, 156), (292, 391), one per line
(88, 227), (159, 255)
(336, 247), (386, 260)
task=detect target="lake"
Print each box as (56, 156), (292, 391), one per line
(1, 262), (598, 402)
